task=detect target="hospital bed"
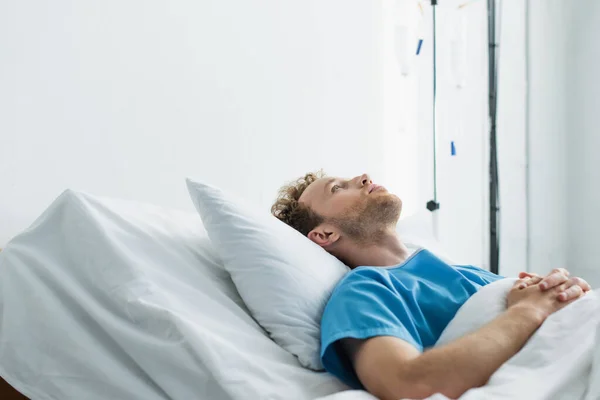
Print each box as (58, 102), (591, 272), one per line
(3, 190), (600, 400)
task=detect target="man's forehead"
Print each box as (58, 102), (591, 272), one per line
(299, 177), (337, 205)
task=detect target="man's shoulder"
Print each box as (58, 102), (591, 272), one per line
(335, 266), (390, 289)
(326, 267), (392, 310)
(331, 253), (431, 297)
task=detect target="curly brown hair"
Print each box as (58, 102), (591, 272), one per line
(271, 170), (326, 236)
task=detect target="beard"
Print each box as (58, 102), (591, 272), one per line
(330, 193), (402, 244)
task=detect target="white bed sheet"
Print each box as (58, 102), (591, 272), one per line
(0, 190), (349, 399)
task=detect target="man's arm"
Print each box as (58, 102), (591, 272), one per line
(345, 281), (582, 400)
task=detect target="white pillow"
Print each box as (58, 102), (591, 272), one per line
(186, 178), (349, 370)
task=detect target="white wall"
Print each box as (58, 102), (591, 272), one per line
(526, 0), (570, 276)
(520, 0), (600, 286)
(0, 1), (390, 245)
(381, 0), (421, 218)
(567, 0), (600, 287)
(2, 0), (495, 272)
(496, 0), (528, 278)
(497, 0), (573, 278)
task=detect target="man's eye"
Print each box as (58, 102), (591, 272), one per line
(331, 185), (341, 193)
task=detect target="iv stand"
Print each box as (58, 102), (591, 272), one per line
(425, 0), (501, 273)
(426, 0), (441, 240)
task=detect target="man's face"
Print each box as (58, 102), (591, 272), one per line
(299, 173), (402, 244)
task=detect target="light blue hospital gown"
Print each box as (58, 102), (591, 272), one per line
(320, 249), (503, 389)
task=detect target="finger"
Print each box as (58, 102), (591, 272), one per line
(514, 279), (528, 289)
(519, 272), (542, 279)
(558, 284), (583, 302)
(517, 272), (542, 289)
(516, 276), (543, 289)
(572, 277), (592, 292)
(539, 271), (569, 290)
(526, 275), (543, 286)
(565, 277), (592, 293)
(551, 268), (570, 277)
(516, 277), (535, 289)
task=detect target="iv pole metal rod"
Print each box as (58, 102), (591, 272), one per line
(426, 0), (441, 240)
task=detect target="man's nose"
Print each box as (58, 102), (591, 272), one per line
(359, 173), (372, 187)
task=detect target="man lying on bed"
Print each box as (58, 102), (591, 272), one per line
(271, 171), (591, 400)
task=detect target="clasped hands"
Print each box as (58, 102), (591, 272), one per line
(517, 268), (591, 302)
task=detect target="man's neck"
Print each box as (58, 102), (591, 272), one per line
(338, 229), (410, 269)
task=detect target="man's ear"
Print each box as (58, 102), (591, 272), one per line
(307, 224), (340, 248)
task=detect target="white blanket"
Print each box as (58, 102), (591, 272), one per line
(0, 191), (347, 400)
(434, 278), (599, 400)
